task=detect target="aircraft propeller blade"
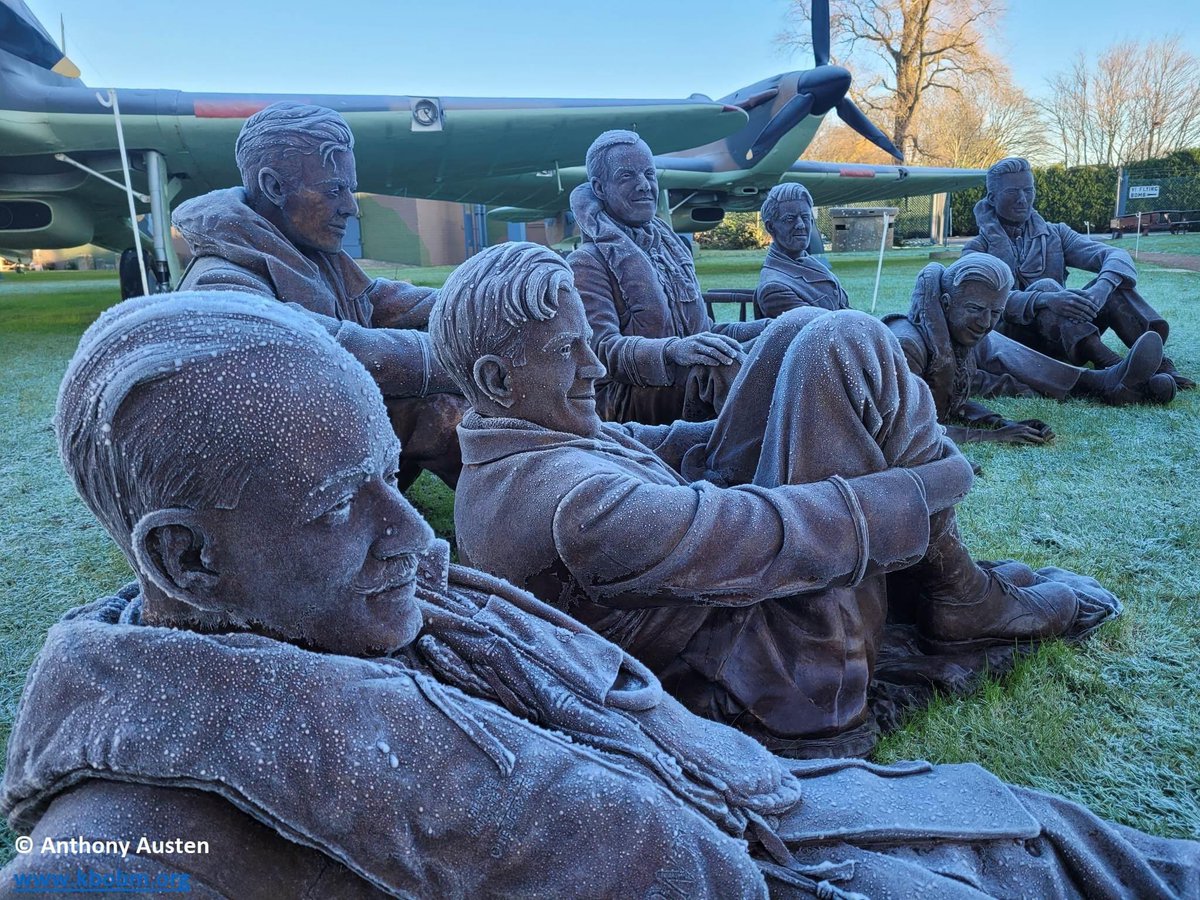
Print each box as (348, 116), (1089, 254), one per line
(746, 92), (815, 162)
(0, 3), (79, 77)
(835, 96), (903, 161)
(811, 0), (831, 68)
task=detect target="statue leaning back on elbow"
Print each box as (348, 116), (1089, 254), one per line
(433, 242), (1122, 761)
(173, 102), (468, 488)
(3, 290), (1195, 898)
(962, 155), (1192, 395)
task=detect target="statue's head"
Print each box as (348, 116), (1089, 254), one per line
(939, 254), (1013, 348)
(586, 130), (659, 228)
(56, 292), (434, 657)
(235, 102), (359, 254)
(761, 183), (815, 256)
(430, 242), (606, 438)
(985, 157), (1035, 226)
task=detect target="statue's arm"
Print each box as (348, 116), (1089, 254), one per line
(710, 318), (769, 340)
(569, 250), (676, 387)
(326, 323), (459, 397)
(368, 279), (438, 329)
(1059, 225), (1137, 286)
(754, 283), (807, 319)
(551, 470), (935, 608)
(620, 419), (716, 472)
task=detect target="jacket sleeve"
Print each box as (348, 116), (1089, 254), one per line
(711, 319), (769, 340)
(333, 323), (460, 397)
(368, 279), (439, 329)
(551, 468), (931, 609)
(1058, 225), (1138, 286)
(620, 420), (716, 472)
(570, 249), (676, 387)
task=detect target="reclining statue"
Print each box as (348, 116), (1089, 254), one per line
(3, 291), (1194, 897)
(434, 242), (1120, 758)
(754, 183), (849, 318)
(886, 255), (1172, 444)
(173, 101), (466, 487)
(568, 130), (768, 425)
(962, 156), (1191, 394)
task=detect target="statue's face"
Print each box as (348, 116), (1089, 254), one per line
(592, 140), (659, 228)
(943, 279), (1007, 348)
(765, 197), (813, 255)
(275, 149), (359, 254)
(504, 287), (606, 437)
(989, 169), (1036, 225)
(203, 358), (433, 657)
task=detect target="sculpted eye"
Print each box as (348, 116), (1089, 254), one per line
(319, 495), (353, 525)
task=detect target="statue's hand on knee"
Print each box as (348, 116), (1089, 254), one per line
(1034, 288), (1099, 323)
(665, 333), (744, 367)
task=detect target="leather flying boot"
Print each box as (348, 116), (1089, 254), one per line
(914, 509), (1079, 654)
(1073, 331), (1164, 406)
(1156, 355), (1196, 390)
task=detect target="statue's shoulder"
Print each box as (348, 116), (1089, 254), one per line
(180, 255), (275, 297)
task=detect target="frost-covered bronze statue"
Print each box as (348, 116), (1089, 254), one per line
(173, 102), (467, 487)
(568, 130), (768, 425)
(433, 242), (1120, 759)
(755, 183), (848, 318)
(886, 255), (1172, 445)
(963, 156), (1192, 394)
(4, 291), (1195, 897)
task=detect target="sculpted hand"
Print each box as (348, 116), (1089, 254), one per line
(665, 333), (744, 367)
(1082, 279), (1114, 311)
(989, 420), (1054, 445)
(1036, 289), (1099, 322)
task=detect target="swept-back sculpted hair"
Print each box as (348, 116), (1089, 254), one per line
(56, 291), (362, 566)
(429, 242), (575, 406)
(235, 102), (355, 202)
(585, 129), (648, 184)
(945, 253), (1014, 295)
(985, 156), (1033, 196)
(760, 182), (814, 228)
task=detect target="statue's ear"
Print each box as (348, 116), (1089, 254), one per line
(131, 509), (222, 612)
(257, 167), (287, 209)
(472, 354), (514, 409)
(590, 175), (607, 204)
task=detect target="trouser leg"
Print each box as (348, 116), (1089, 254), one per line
(672, 310), (957, 753)
(385, 393), (468, 489)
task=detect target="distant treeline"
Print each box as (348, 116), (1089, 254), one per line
(951, 149), (1200, 235)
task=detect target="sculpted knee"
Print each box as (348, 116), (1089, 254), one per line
(1028, 277), (1061, 292)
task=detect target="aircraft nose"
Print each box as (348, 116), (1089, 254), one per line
(800, 65), (852, 115)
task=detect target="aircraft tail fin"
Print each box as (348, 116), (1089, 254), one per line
(0, 0), (80, 79)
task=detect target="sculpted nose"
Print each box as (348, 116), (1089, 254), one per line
(576, 341), (606, 380)
(372, 483), (434, 561)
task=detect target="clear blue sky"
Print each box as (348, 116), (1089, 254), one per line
(23, 0), (1200, 102)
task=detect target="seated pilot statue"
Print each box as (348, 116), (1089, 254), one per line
(172, 101), (467, 487)
(3, 291), (1195, 897)
(754, 183), (849, 318)
(962, 156), (1192, 393)
(886, 255), (1173, 445)
(434, 242), (1119, 758)
(568, 130), (768, 425)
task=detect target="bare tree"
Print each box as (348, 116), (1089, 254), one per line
(912, 75), (1047, 168)
(779, 0), (1003, 160)
(1039, 36), (1200, 167)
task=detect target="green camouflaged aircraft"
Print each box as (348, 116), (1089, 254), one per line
(0, 0), (982, 286)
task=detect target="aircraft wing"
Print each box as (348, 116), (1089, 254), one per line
(781, 160), (985, 206)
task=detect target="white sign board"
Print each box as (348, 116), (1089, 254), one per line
(1129, 185), (1160, 199)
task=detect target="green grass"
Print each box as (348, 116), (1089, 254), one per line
(1, 252), (1198, 849)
